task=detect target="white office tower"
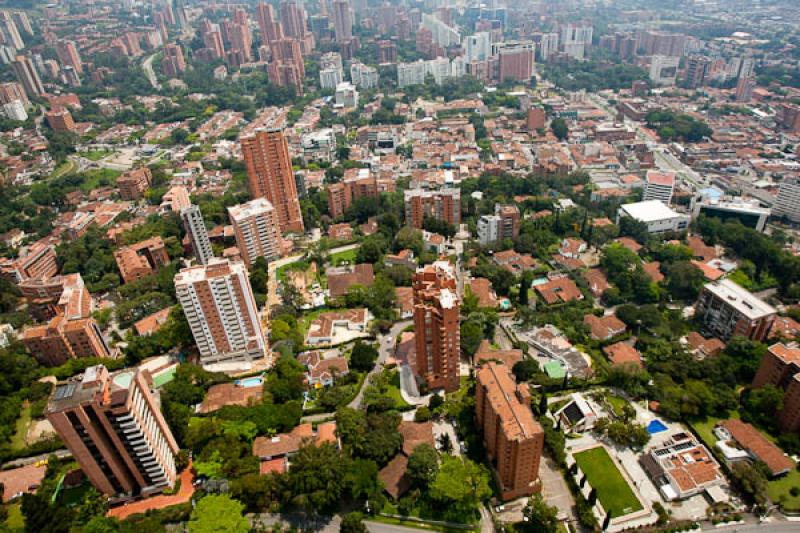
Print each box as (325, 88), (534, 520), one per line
(3, 99), (26, 121)
(774, 179), (800, 223)
(181, 204), (214, 266)
(464, 32), (491, 62)
(643, 170), (676, 204)
(175, 258), (268, 372)
(228, 198), (282, 266)
(350, 61), (378, 89)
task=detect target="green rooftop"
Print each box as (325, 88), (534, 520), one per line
(544, 361), (566, 379)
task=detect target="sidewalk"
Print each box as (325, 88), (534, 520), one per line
(107, 464), (195, 520)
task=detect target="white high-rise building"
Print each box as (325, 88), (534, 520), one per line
(0, 12), (23, 50)
(649, 55), (680, 86)
(180, 204), (213, 266)
(228, 198), (282, 266)
(421, 13), (461, 47)
(464, 32), (491, 62)
(175, 258), (268, 371)
(320, 66), (343, 89)
(2, 99), (26, 121)
(335, 81), (358, 107)
(350, 61), (378, 89)
(560, 23), (592, 60)
(477, 215), (500, 245)
(397, 57), (462, 87)
(538, 32), (559, 61)
(643, 170), (676, 204)
(774, 179), (800, 223)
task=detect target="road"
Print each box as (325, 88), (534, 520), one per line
(348, 319), (412, 410)
(654, 149), (707, 190)
(3, 449), (71, 469)
(708, 521), (800, 532)
(365, 520), (439, 533)
(142, 53), (161, 90)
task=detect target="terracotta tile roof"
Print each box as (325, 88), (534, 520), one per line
(583, 268), (610, 296)
(584, 314), (626, 340)
(259, 457), (287, 475)
(770, 316), (800, 340)
(720, 419), (794, 476)
(328, 264), (375, 298)
(768, 343), (800, 366)
(133, 307), (172, 336)
(468, 278), (498, 308)
(476, 362), (542, 442)
(379, 454), (411, 500)
(535, 276), (583, 304)
(306, 308), (368, 342)
(686, 332), (725, 358)
(252, 422), (338, 459)
(399, 421), (435, 457)
(643, 261), (664, 283)
(691, 260), (724, 281)
(687, 235), (717, 262)
(603, 342), (643, 367)
(395, 287), (414, 315)
(474, 340), (523, 368)
(615, 237), (642, 253)
(199, 382), (263, 413)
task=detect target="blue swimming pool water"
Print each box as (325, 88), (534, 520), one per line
(238, 377), (264, 388)
(647, 419), (668, 434)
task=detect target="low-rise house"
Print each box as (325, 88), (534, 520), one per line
(385, 249), (416, 270)
(535, 275), (583, 304)
(327, 264), (374, 299)
(583, 268), (610, 297)
(199, 381), (264, 414)
(395, 287), (414, 319)
(603, 341), (643, 368)
(642, 261), (665, 283)
(639, 432), (724, 501)
(473, 339), (522, 368)
(305, 309), (370, 345)
(583, 314), (626, 341)
(468, 278), (498, 308)
(252, 422), (338, 475)
(493, 250), (538, 274)
(379, 421), (435, 500)
(714, 419), (794, 477)
(297, 351), (350, 387)
(133, 307), (172, 336)
(770, 316), (800, 340)
(554, 393), (599, 432)
(328, 223), (353, 241)
(685, 332), (725, 359)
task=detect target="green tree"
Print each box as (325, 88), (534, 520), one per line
(460, 320), (483, 358)
(340, 512), (368, 533)
(520, 494), (559, 533)
(550, 117), (568, 141)
(406, 443), (439, 489)
(429, 456), (491, 519)
(350, 341), (378, 372)
(287, 442), (347, 514)
(188, 494), (249, 533)
(512, 359), (540, 382)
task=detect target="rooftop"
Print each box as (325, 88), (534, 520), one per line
(620, 200), (683, 223)
(703, 279), (776, 320)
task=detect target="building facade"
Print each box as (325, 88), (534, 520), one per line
(181, 205), (214, 266)
(46, 365), (179, 498)
(752, 343), (800, 433)
(413, 261), (460, 393)
(241, 129), (304, 233)
(228, 198), (282, 267)
(404, 188), (461, 229)
(175, 258), (268, 370)
(695, 279), (776, 341)
(476, 361), (544, 500)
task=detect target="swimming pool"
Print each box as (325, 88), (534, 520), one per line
(237, 376), (264, 388)
(647, 419), (668, 434)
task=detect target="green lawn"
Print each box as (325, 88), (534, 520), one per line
(769, 469), (800, 511)
(78, 150), (113, 161)
(606, 395), (629, 418)
(5, 503), (23, 530)
(78, 168), (122, 193)
(386, 370), (410, 409)
(50, 160), (76, 179)
(330, 248), (357, 266)
(691, 411), (740, 451)
(573, 447), (642, 517)
(10, 403), (31, 450)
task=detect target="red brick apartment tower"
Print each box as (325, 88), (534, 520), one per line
(46, 365), (179, 498)
(752, 343), (800, 433)
(241, 128), (304, 233)
(476, 361), (544, 500)
(413, 261), (460, 393)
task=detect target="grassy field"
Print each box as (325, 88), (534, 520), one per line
(78, 150), (113, 161)
(386, 370), (411, 409)
(10, 403), (31, 450)
(574, 446), (642, 517)
(606, 395), (629, 418)
(768, 469), (800, 511)
(78, 168), (121, 193)
(50, 160), (76, 179)
(330, 248), (357, 266)
(691, 411), (740, 451)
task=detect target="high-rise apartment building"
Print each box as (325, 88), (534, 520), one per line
(752, 343), (800, 433)
(257, 2), (283, 43)
(161, 44), (186, 77)
(332, 0), (352, 43)
(45, 107), (76, 132)
(774, 178), (800, 223)
(327, 168), (378, 218)
(0, 11), (23, 50)
(11, 55), (44, 97)
(280, 0), (307, 41)
(0, 81), (28, 107)
(19, 272), (90, 322)
(533, 32), (558, 61)
(476, 361), (544, 500)
(643, 170), (676, 204)
(175, 258), (268, 370)
(560, 23), (592, 60)
(46, 365), (179, 498)
(685, 56), (710, 88)
(377, 40), (396, 63)
(413, 261), (460, 393)
(350, 61), (378, 89)
(181, 205), (214, 266)
(0, 243), (58, 282)
(117, 167), (153, 200)
(240, 129), (304, 233)
(56, 40), (82, 74)
(477, 204), (520, 245)
(695, 279), (776, 342)
(22, 313), (112, 366)
(497, 42), (534, 82)
(404, 188), (461, 229)
(228, 198), (282, 266)
(735, 76), (755, 103)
